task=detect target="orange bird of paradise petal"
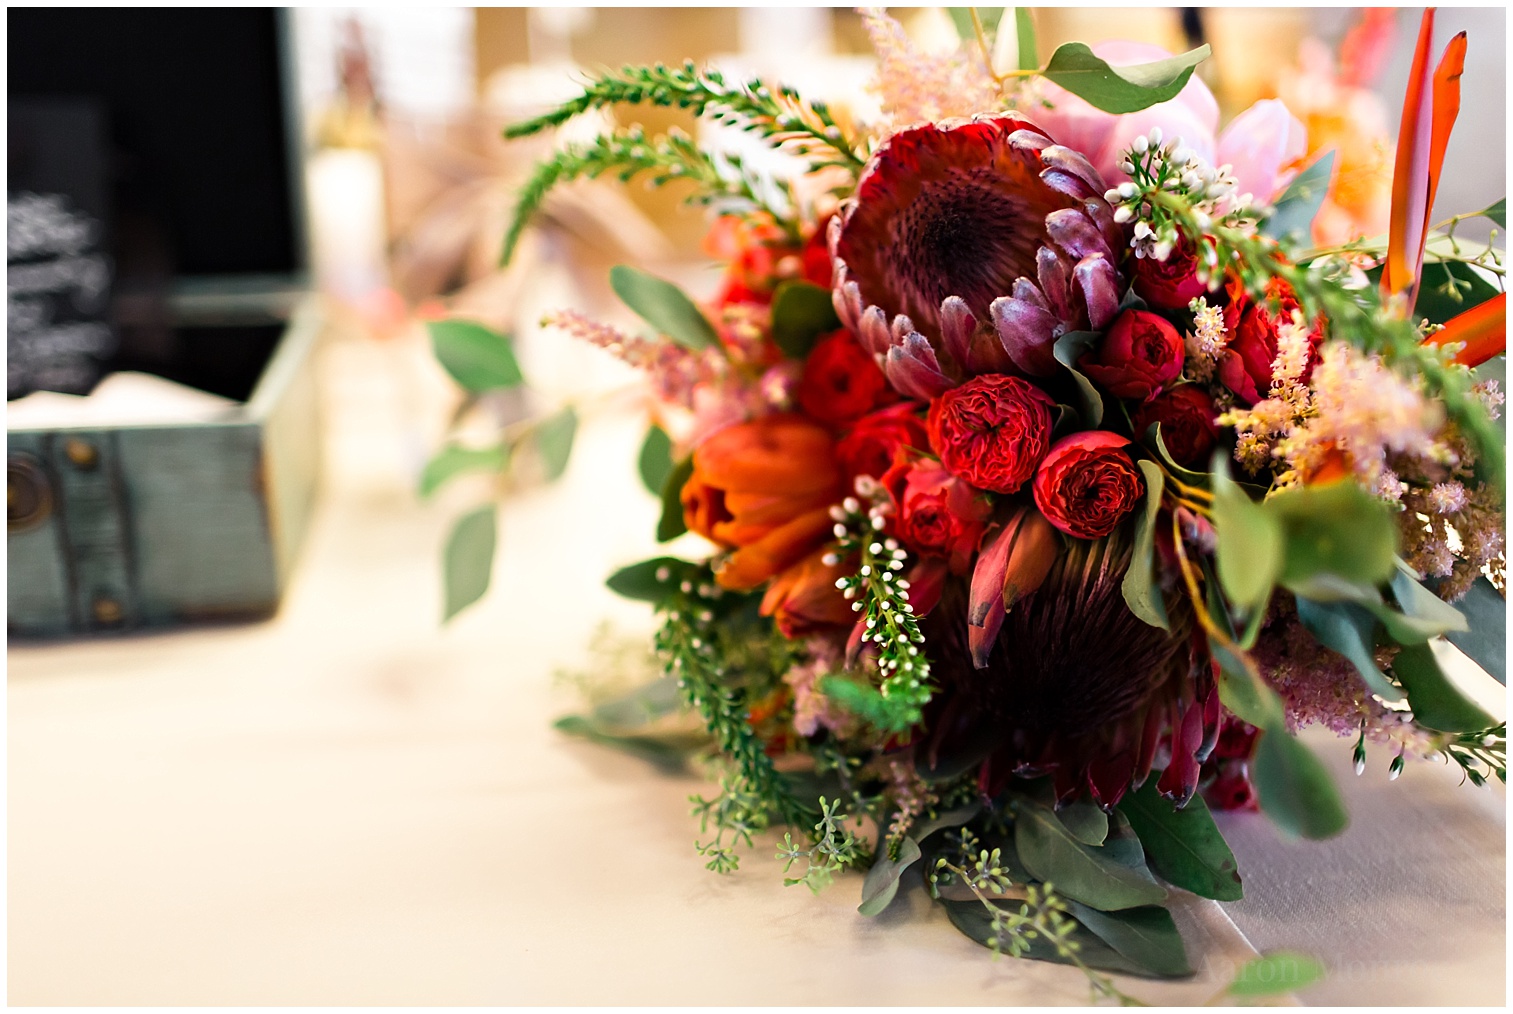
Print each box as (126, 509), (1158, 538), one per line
(1423, 292), (1507, 368)
(1383, 9), (1468, 308)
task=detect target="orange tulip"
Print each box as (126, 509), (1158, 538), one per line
(681, 414), (845, 590)
(760, 549), (855, 638)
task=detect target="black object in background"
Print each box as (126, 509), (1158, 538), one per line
(8, 8), (305, 402)
(7, 99), (116, 399)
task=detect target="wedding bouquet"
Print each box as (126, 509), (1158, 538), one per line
(431, 8), (1505, 998)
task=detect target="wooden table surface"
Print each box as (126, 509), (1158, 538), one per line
(9, 320), (1505, 1005)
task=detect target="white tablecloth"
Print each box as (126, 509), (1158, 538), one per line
(9, 324), (1504, 1004)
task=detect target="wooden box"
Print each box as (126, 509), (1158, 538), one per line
(8, 297), (323, 636)
(8, 10), (322, 637)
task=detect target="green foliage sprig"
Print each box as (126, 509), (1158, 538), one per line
(501, 126), (798, 265)
(655, 576), (805, 870)
(820, 491), (935, 734)
(504, 61), (868, 169)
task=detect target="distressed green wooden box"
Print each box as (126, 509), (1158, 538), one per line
(8, 296), (323, 637)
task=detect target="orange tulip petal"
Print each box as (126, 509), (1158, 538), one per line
(1424, 292), (1506, 368)
(716, 508), (837, 590)
(694, 415), (840, 495)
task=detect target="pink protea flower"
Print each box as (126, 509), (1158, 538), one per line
(829, 114), (1123, 394)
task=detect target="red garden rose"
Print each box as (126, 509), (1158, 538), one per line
(798, 329), (890, 426)
(835, 402), (930, 483)
(1218, 277), (1323, 405)
(1130, 236), (1207, 310)
(1131, 384), (1220, 469)
(1032, 431), (1145, 539)
(927, 374), (1055, 494)
(1081, 309), (1184, 402)
(880, 456), (991, 574)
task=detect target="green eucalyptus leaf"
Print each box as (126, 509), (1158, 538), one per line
(770, 280), (841, 359)
(442, 505), (497, 622)
(638, 425), (675, 496)
(1014, 7), (1038, 71)
(1210, 634), (1287, 730)
(1251, 728), (1349, 840)
(1444, 577), (1506, 685)
(534, 405), (578, 482)
(1146, 423), (1210, 488)
(1057, 801), (1110, 846)
(1264, 481), (1397, 592)
(606, 556), (697, 603)
(1391, 642), (1497, 733)
(941, 899), (1150, 976)
(1117, 778), (1243, 902)
(428, 320), (524, 392)
(913, 802), (983, 844)
(1478, 197), (1505, 228)
(1053, 330), (1104, 427)
(859, 835), (922, 916)
(588, 674), (684, 729)
(657, 455), (694, 542)
(1227, 951), (1326, 997)
(1294, 597), (1404, 702)
(1014, 801), (1168, 910)
(1067, 902), (1192, 978)
(1211, 460), (1282, 613)
(1262, 152), (1335, 244)
(553, 715), (700, 773)
(419, 444), (508, 498)
(610, 264), (720, 351)
(1122, 460), (1170, 630)
(1042, 42), (1211, 115)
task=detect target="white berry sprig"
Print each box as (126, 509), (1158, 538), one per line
(820, 477), (933, 734)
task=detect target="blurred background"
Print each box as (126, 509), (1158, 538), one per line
(7, 7), (1507, 635)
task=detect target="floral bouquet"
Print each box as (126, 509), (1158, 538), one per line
(428, 7), (1505, 1000)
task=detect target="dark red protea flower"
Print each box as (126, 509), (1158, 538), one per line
(917, 533), (1219, 810)
(829, 114), (1124, 396)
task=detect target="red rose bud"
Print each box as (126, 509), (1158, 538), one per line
(798, 329), (890, 426)
(880, 456), (991, 575)
(1202, 760), (1259, 811)
(1081, 309), (1184, 402)
(927, 374), (1055, 494)
(1131, 236), (1207, 310)
(1131, 384), (1220, 468)
(1032, 431), (1145, 539)
(1218, 277), (1323, 405)
(835, 402), (929, 484)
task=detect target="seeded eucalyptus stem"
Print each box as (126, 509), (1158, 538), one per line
(932, 832), (1142, 1006)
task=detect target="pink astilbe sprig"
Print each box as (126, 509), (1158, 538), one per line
(783, 637), (858, 739)
(859, 7), (1001, 130)
(1252, 605), (1441, 766)
(542, 308), (724, 407)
